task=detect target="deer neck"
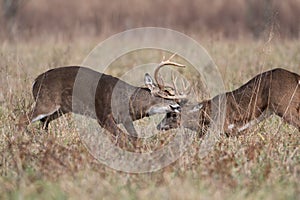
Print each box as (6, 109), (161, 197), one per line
(129, 88), (153, 120)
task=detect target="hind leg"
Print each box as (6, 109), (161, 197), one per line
(282, 114), (300, 131)
(279, 108), (300, 131)
(40, 110), (65, 130)
(20, 101), (61, 130)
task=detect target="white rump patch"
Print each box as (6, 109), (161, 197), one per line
(31, 106), (60, 122)
(31, 114), (49, 122)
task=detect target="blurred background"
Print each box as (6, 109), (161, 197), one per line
(1, 0), (299, 41)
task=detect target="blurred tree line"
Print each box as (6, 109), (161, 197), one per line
(1, 0), (299, 40)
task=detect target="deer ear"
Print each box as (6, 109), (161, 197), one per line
(144, 73), (155, 91)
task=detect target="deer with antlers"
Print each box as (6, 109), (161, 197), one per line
(18, 61), (186, 148)
(157, 68), (300, 136)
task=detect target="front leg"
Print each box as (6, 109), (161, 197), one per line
(99, 115), (139, 150)
(123, 119), (138, 137)
(123, 120), (142, 148)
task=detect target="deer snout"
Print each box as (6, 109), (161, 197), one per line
(170, 104), (181, 113)
(146, 102), (180, 116)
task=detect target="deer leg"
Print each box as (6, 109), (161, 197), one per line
(100, 115), (138, 149)
(123, 120), (141, 148)
(274, 104), (300, 131)
(123, 120), (138, 137)
(281, 111), (300, 131)
(19, 102), (61, 130)
(40, 110), (68, 130)
(40, 112), (58, 130)
(40, 117), (50, 130)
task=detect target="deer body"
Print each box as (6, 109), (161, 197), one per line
(158, 68), (300, 135)
(20, 66), (182, 146)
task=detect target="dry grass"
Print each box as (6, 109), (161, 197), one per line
(0, 36), (299, 199)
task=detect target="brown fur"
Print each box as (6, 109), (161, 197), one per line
(19, 66), (180, 148)
(158, 68), (300, 135)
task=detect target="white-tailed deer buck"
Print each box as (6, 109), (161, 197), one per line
(157, 68), (300, 136)
(19, 61), (186, 147)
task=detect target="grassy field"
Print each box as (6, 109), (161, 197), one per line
(0, 36), (299, 199)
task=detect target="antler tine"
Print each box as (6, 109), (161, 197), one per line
(154, 59), (185, 90)
(152, 53), (188, 100)
(168, 53), (176, 61)
(171, 72), (179, 95)
(181, 78), (192, 95)
(171, 69), (192, 98)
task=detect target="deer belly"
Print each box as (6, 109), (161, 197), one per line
(226, 110), (272, 133)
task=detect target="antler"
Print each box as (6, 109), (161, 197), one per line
(167, 71), (191, 98)
(154, 60), (185, 90)
(179, 76), (192, 96)
(152, 55), (189, 100)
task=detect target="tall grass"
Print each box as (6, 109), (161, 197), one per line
(0, 35), (299, 199)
